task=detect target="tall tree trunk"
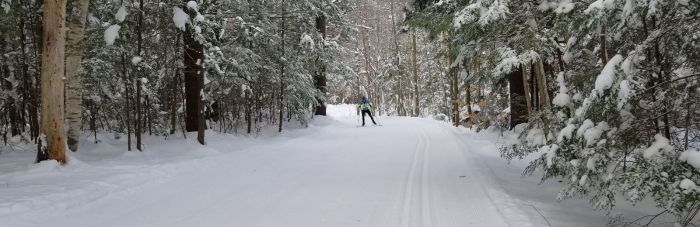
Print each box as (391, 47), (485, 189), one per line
(600, 26), (609, 65)
(465, 80), (472, 114)
(122, 54), (131, 151)
(38, 0), (68, 163)
(65, 0), (90, 152)
(389, 0), (405, 116)
(314, 15), (327, 116)
(360, 30), (372, 97)
(21, 9), (40, 140)
(452, 70), (459, 126)
(146, 95), (151, 136)
(183, 3), (205, 144)
(135, 0), (143, 151)
(411, 30), (420, 117)
(136, 79), (142, 150)
(535, 60), (551, 134)
(530, 62), (539, 110)
(535, 60), (551, 109)
(278, 10), (286, 133)
(509, 66), (528, 129)
(19, 16), (32, 138)
(521, 64), (532, 115)
(170, 75), (178, 135)
(31, 4), (43, 142)
(169, 30), (181, 135)
(246, 91), (252, 134)
(650, 17), (671, 139)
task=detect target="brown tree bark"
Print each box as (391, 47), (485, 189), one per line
(509, 66), (528, 129)
(38, 0), (68, 163)
(183, 3), (205, 144)
(314, 15), (327, 116)
(450, 66), (459, 126)
(535, 60), (551, 109)
(411, 30), (420, 117)
(465, 80), (472, 114)
(535, 60), (551, 134)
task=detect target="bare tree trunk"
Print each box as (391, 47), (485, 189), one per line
(147, 95), (152, 135)
(389, 0), (405, 116)
(278, 10), (286, 133)
(521, 64), (532, 115)
(535, 60), (551, 134)
(122, 54), (131, 151)
(135, 0), (143, 151)
(314, 15), (327, 116)
(465, 80), (472, 114)
(169, 29), (180, 135)
(535, 60), (551, 109)
(361, 30), (372, 96)
(136, 79), (142, 150)
(451, 69), (459, 126)
(600, 26), (609, 65)
(20, 12), (40, 140)
(19, 15), (33, 139)
(246, 91), (252, 134)
(509, 66), (528, 129)
(411, 30), (420, 117)
(89, 100), (97, 142)
(38, 0), (68, 163)
(65, 0), (90, 152)
(183, 1), (205, 144)
(685, 86), (694, 150)
(651, 17), (671, 139)
(530, 63), (539, 110)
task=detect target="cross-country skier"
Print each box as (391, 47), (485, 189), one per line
(358, 96), (377, 126)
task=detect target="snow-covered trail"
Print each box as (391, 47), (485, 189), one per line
(2, 105), (543, 227)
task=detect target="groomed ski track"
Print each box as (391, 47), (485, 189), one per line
(1, 105), (540, 227)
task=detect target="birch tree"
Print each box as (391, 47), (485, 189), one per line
(65, 0), (91, 152)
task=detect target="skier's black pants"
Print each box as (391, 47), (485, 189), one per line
(361, 109), (376, 125)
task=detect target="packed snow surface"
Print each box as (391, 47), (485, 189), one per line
(0, 105), (670, 226)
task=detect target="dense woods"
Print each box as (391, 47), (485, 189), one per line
(1, 0), (351, 156)
(2, 0), (700, 224)
(406, 0), (700, 225)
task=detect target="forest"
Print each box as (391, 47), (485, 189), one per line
(1, 0), (352, 156)
(1, 0), (700, 225)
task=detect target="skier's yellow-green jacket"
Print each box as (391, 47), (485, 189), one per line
(358, 98), (372, 110)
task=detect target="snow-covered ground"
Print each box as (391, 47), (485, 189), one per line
(0, 105), (670, 226)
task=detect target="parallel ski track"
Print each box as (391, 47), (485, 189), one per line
(419, 131), (434, 227)
(398, 130), (434, 227)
